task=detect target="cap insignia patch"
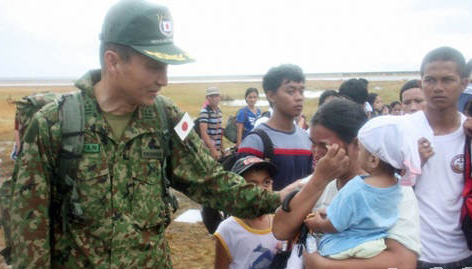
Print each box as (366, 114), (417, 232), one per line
(159, 19), (173, 37)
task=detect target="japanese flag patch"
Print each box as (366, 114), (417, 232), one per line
(174, 112), (194, 141)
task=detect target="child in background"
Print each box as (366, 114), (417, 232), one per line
(304, 115), (420, 259)
(214, 156), (283, 269)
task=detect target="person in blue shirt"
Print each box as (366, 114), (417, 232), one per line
(235, 87), (261, 148)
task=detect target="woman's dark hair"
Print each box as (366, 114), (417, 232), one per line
(245, 87), (259, 99)
(311, 98), (367, 144)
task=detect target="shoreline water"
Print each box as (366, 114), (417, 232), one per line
(0, 71), (419, 87)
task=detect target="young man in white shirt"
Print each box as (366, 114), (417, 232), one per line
(414, 46), (472, 269)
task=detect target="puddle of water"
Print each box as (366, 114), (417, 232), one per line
(304, 90), (323, 98)
(174, 209), (202, 223)
(220, 100), (270, 107)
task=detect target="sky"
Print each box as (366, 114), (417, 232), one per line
(0, 0), (471, 79)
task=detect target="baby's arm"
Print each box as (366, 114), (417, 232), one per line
(418, 137), (434, 166)
(304, 210), (337, 234)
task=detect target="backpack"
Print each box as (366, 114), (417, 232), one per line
(0, 91), (84, 264)
(224, 115), (238, 143)
(201, 129), (274, 234)
(462, 135), (472, 250)
(224, 108), (249, 144)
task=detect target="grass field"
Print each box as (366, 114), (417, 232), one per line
(0, 78), (405, 268)
(0, 79), (404, 141)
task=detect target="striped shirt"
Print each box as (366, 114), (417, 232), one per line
(238, 123), (313, 190)
(199, 105), (223, 150)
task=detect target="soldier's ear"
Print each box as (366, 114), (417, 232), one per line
(103, 50), (121, 76)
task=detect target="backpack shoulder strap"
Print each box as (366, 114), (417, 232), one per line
(248, 128), (274, 161)
(60, 92), (85, 156)
(57, 91), (85, 232)
(153, 96), (178, 215)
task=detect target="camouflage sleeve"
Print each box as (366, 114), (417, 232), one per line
(10, 105), (60, 268)
(164, 100), (281, 218)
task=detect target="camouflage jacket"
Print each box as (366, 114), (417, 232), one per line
(10, 70), (281, 269)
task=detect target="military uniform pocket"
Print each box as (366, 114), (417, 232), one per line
(131, 160), (167, 228)
(76, 161), (110, 221)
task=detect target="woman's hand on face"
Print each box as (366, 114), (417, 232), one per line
(313, 143), (349, 183)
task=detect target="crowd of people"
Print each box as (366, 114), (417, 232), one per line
(195, 52), (472, 269)
(3, 1), (472, 269)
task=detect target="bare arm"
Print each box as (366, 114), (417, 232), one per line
(214, 237), (230, 269)
(303, 239), (418, 269)
(272, 144), (349, 240)
(200, 122), (220, 160)
(236, 122), (244, 148)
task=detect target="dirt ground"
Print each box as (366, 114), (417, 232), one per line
(0, 141), (215, 269)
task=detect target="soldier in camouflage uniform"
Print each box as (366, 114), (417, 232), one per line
(9, 1), (290, 268)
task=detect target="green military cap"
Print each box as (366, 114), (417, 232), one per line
(100, 0), (194, 65)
